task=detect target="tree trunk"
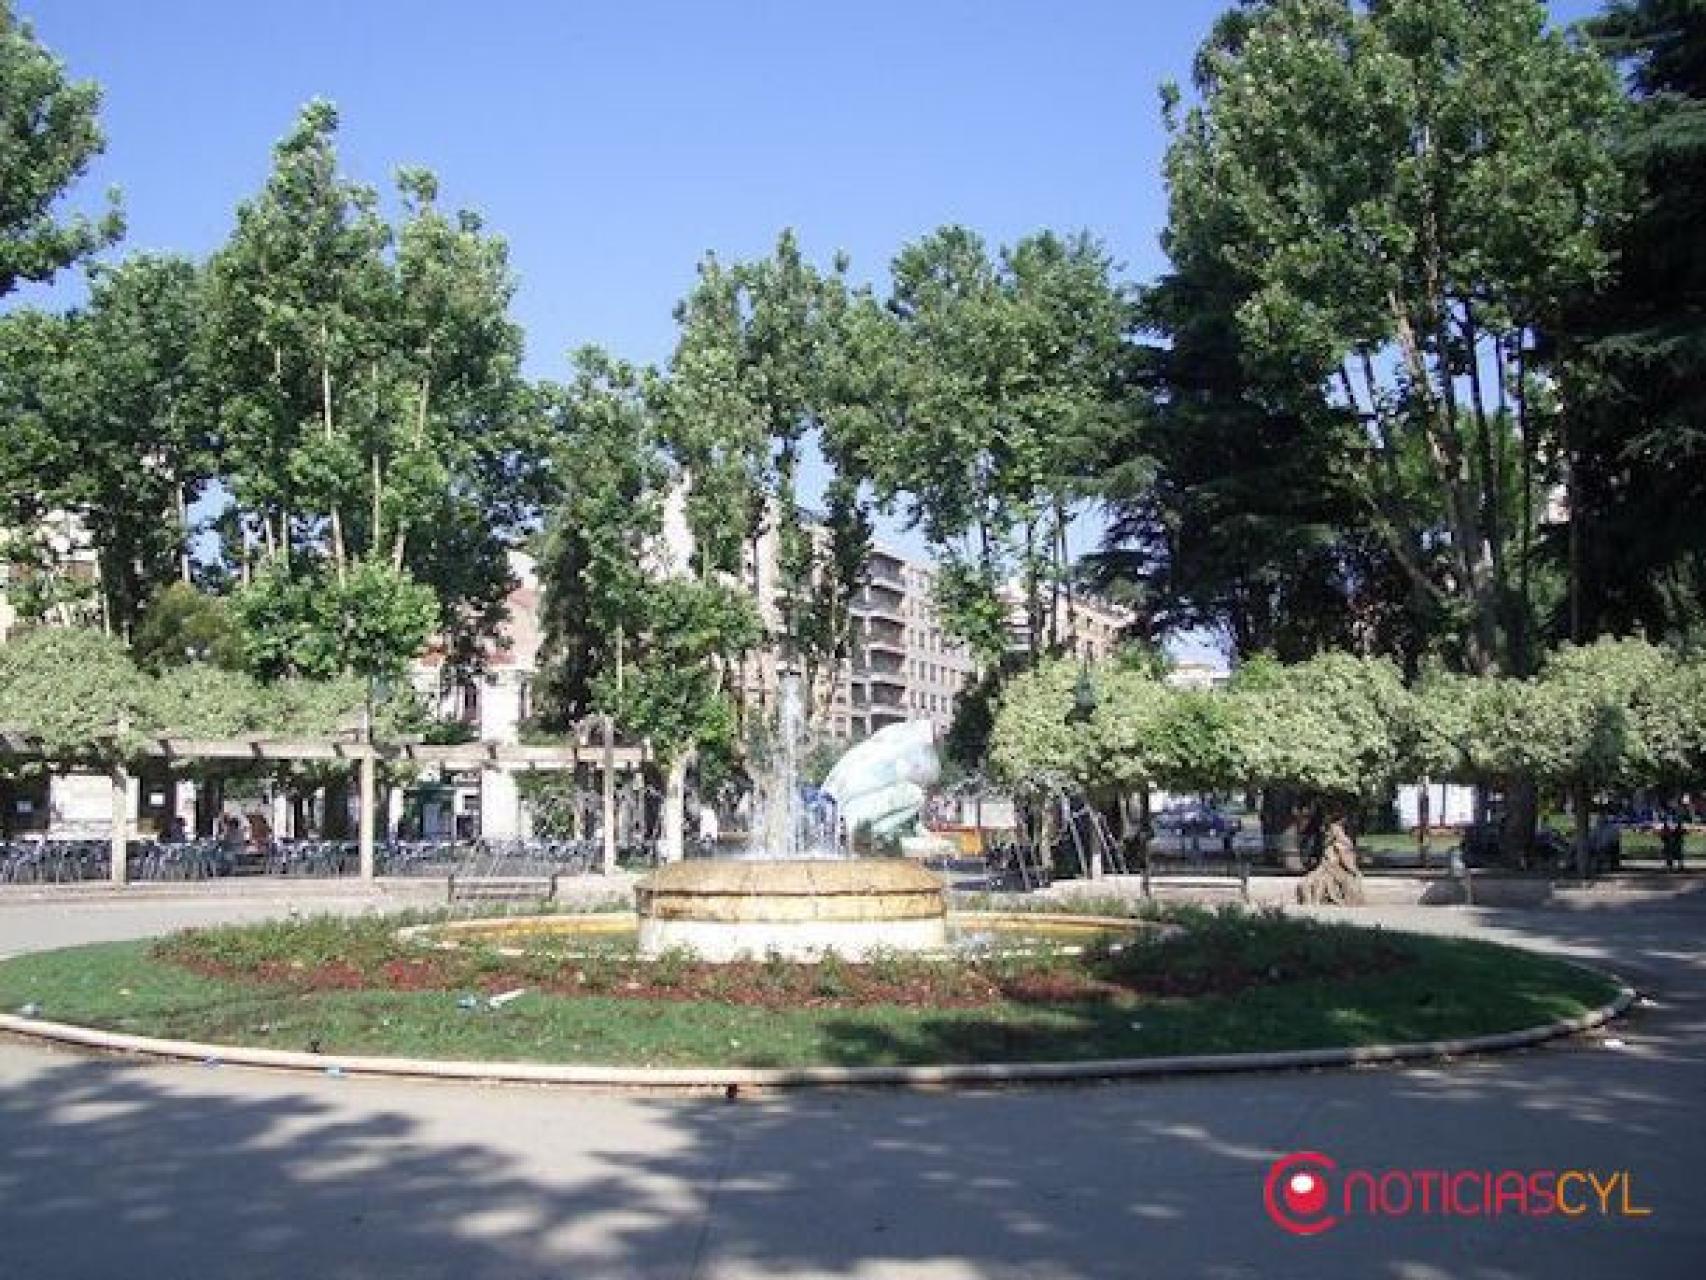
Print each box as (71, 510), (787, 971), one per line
(1296, 806), (1364, 906)
(1572, 782), (1593, 880)
(320, 333), (347, 583)
(323, 776), (352, 840)
(1500, 777), (1538, 868)
(1260, 787), (1295, 866)
(1416, 775), (1432, 870)
(660, 754), (689, 863)
(196, 775), (225, 838)
(177, 481), (193, 584)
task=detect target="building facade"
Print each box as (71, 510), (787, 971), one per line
(1000, 583), (1134, 666)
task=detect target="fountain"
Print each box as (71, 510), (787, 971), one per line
(635, 673), (948, 960)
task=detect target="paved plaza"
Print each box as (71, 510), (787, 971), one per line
(1, 888), (1702, 1279)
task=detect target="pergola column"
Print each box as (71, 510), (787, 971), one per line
(109, 762), (130, 885)
(358, 751), (376, 881)
(602, 714), (617, 876)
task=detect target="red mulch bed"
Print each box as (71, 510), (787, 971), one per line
(157, 939), (1413, 1011)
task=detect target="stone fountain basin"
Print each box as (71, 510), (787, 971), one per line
(399, 906), (1163, 965)
(635, 857), (947, 960)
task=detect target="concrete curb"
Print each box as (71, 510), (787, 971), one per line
(0, 979), (1636, 1093)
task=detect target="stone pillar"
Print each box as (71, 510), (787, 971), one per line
(358, 751), (376, 881)
(109, 763), (130, 885)
(660, 755), (687, 863)
(481, 767), (521, 839)
(601, 715), (617, 875)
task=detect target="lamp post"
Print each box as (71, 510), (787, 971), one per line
(1063, 657), (1100, 877)
(357, 673), (391, 882)
(1067, 657), (1098, 725)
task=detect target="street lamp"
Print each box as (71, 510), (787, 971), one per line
(1067, 658), (1097, 725)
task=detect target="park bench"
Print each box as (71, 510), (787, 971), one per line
(446, 873), (558, 906)
(1142, 872), (1250, 903)
(1140, 847), (1253, 903)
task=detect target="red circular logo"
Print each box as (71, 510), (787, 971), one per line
(1264, 1152), (1339, 1236)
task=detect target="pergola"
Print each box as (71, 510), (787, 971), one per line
(0, 727), (651, 884)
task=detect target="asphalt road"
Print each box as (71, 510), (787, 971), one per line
(1, 888), (1701, 1279)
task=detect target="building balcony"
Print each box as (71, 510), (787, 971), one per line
(866, 555), (905, 587)
(862, 618), (906, 648)
(854, 650), (905, 676)
(861, 669), (907, 689)
(855, 587), (906, 621)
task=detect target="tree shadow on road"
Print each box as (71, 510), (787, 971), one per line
(3, 886), (1702, 1280)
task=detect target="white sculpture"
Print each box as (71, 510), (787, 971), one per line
(821, 720), (941, 839)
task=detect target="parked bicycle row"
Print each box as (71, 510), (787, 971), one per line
(0, 837), (661, 884)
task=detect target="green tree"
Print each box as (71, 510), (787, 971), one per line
(0, 0), (122, 299)
(0, 255), (210, 636)
(1557, 0), (1706, 645)
(534, 346), (763, 859)
(0, 308), (92, 625)
(1095, 248), (1437, 669)
(660, 232), (878, 729)
(873, 227), (1128, 667)
(203, 101), (537, 681)
(1164, 0), (1624, 679)
(64, 255), (211, 634)
(535, 348), (670, 724)
(0, 625), (153, 762)
(131, 582), (243, 672)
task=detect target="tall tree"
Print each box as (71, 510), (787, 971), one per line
(0, 0), (121, 299)
(203, 101), (538, 682)
(535, 347), (761, 859)
(0, 308), (88, 623)
(0, 255), (210, 636)
(661, 232), (877, 728)
(874, 226), (1128, 666)
(535, 348), (671, 724)
(64, 255), (211, 634)
(1095, 245), (1439, 669)
(1163, 0), (1625, 680)
(1559, 0), (1706, 645)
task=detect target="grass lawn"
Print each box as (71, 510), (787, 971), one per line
(0, 909), (1620, 1069)
(1358, 831), (1462, 856)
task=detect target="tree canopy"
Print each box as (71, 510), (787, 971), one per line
(990, 643), (1706, 807)
(0, 0), (121, 298)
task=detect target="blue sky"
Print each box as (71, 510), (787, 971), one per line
(17, 0), (1603, 656)
(20, 0), (1601, 368)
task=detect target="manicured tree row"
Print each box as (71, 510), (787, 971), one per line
(0, 626), (408, 768)
(989, 641), (1706, 901)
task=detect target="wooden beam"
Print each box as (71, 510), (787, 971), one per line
(152, 738), (379, 762)
(4, 734), (648, 770)
(400, 743), (648, 769)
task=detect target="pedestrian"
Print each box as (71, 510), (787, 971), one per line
(1660, 813), (1686, 872)
(218, 814), (245, 875)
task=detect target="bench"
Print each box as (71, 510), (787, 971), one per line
(446, 874), (558, 906)
(1143, 873), (1250, 902)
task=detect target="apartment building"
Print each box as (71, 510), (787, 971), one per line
(0, 512), (102, 643)
(728, 530), (979, 744)
(1001, 583), (1134, 666)
(848, 548), (978, 741)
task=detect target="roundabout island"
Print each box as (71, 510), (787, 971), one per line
(0, 893), (1629, 1088)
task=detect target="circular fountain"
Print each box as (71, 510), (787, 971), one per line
(634, 673), (948, 960)
(636, 857), (946, 960)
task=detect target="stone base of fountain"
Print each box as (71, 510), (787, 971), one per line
(635, 858), (947, 961)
